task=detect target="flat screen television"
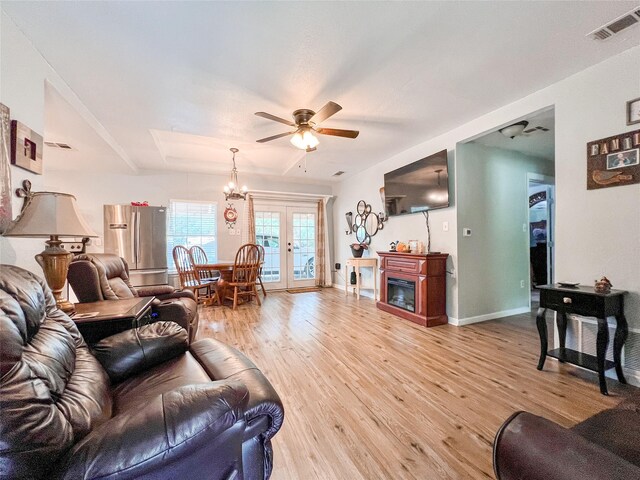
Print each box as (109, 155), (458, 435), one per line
(383, 149), (449, 217)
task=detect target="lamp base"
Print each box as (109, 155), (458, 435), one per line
(35, 235), (75, 315)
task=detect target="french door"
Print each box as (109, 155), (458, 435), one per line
(254, 204), (316, 290)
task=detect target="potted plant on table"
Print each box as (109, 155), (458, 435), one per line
(350, 242), (368, 258)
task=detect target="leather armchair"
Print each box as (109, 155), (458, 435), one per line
(494, 394), (640, 479)
(0, 265), (284, 479)
(68, 253), (199, 342)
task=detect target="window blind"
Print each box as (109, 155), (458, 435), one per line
(166, 199), (217, 272)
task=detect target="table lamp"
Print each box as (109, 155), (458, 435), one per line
(3, 191), (97, 313)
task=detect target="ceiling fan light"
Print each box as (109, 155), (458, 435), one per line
(499, 121), (529, 139)
(290, 129), (319, 150)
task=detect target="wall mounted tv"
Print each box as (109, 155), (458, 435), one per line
(383, 149), (449, 217)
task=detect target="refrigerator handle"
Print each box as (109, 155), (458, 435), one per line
(136, 210), (141, 265)
(132, 209), (138, 266)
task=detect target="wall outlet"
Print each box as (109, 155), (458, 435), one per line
(520, 280), (525, 288)
(94, 237), (103, 247)
(235, 228), (241, 236)
(228, 228), (235, 236)
(522, 223), (527, 232)
(463, 228), (472, 237)
(443, 221), (449, 232)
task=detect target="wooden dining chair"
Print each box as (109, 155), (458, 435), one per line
(224, 243), (261, 310)
(189, 245), (220, 281)
(172, 245), (218, 305)
(256, 243), (267, 298)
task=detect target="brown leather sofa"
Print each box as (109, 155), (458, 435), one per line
(494, 392), (640, 479)
(68, 253), (199, 342)
(0, 265), (284, 479)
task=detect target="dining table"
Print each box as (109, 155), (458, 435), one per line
(193, 261), (234, 304)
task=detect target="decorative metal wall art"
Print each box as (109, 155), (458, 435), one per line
(346, 199), (386, 244)
(223, 203), (238, 229)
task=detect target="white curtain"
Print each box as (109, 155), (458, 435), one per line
(319, 197), (332, 286)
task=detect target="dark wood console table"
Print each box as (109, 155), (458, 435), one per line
(73, 297), (154, 344)
(376, 251), (448, 327)
(536, 284), (628, 395)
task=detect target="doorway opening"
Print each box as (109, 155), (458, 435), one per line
(528, 174), (555, 308)
(455, 106), (555, 322)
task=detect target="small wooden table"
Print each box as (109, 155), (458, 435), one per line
(73, 297), (155, 344)
(345, 257), (378, 300)
(536, 284), (628, 395)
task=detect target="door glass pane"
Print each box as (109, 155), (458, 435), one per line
(255, 211), (281, 282)
(292, 212), (315, 280)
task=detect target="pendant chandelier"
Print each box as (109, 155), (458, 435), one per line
(223, 148), (248, 201)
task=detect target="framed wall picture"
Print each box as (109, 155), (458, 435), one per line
(587, 128), (640, 189)
(10, 120), (43, 175)
(627, 97), (640, 126)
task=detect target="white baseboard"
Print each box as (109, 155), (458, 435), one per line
(450, 306), (530, 326)
(332, 283), (376, 300)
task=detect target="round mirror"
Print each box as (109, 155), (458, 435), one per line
(355, 226), (368, 243)
(365, 213), (379, 237)
(354, 215), (363, 227)
(365, 204), (372, 214)
(356, 200), (366, 215)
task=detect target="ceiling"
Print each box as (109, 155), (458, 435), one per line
(472, 108), (556, 161)
(3, 1), (639, 181)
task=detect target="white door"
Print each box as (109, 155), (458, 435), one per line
(254, 204), (316, 290)
(286, 207), (316, 289)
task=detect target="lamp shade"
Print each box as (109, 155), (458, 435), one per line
(3, 192), (97, 238)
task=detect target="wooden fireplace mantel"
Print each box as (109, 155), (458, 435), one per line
(376, 251), (448, 327)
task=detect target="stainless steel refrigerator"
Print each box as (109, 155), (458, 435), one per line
(104, 204), (168, 287)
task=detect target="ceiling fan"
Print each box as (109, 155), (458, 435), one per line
(255, 101), (359, 152)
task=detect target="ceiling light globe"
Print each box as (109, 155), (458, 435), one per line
(223, 185), (230, 193)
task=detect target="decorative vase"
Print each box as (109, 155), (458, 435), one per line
(350, 246), (364, 258)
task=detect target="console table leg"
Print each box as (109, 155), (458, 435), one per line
(596, 317), (610, 395)
(557, 312), (568, 362)
(536, 308), (548, 370)
(614, 314), (628, 384)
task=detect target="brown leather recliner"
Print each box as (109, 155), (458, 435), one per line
(493, 392), (640, 479)
(68, 253), (199, 342)
(0, 265), (284, 479)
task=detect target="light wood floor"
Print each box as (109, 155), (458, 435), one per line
(197, 288), (633, 479)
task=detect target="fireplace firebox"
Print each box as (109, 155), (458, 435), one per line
(387, 277), (416, 312)
(376, 251), (448, 327)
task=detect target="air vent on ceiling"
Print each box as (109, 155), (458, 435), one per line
(523, 126), (550, 134)
(587, 7), (640, 40)
(45, 141), (73, 149)
(332, 170), (345, 176)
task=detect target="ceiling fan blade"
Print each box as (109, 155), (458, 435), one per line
(256, 131), (297, 143)
(309, 101), (342, 124)
(316, 127), (359, 139)
(255, 111), (296, 127)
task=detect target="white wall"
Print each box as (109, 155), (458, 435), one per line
(1, 11), (53, 273)
(333, 45), (640, 327)
(44, 170), (331, 262)
(456, 143), (554, 321)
